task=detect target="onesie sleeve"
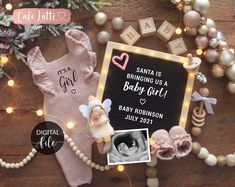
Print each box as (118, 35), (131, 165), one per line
(26, 47), (55, 95)
(65, 29), (97, 69)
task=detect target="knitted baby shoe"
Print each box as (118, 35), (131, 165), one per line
(151, 130), (175, 160)
(169, 126), (192, 158)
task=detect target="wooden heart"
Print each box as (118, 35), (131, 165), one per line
(112, 53), (130, 70)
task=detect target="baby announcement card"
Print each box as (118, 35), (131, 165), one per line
(97, 41), (194, 134)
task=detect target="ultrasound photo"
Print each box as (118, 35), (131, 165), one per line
(107, 129), (151, 165)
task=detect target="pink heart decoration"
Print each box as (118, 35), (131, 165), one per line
(112, 53), (130, 70)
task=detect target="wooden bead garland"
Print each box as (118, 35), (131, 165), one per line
(191, 90), (235, 167)
(0, 148), (37, 169)
(64, 134), (111, 172)
(146, 155), (159, 187)
(192, 142), (235, 167)
(0, 134), (112, 172)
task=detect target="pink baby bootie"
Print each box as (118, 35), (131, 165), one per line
(151, 130), (175, 160)
(169, 126), (192, 158)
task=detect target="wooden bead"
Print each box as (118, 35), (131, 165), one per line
(192, 142), (201, 154)
(32, 148), (37, 154)
(10, 163), (15, 169)
(147, 177), (159, 187)
(29, 152), (34, 158)
(95, 164), (100, 170)
(1, 161), (6, 167)
(226, 154), (235, 166)
(86, 160), (92, 166)
(197, 147), (209, 159)
(205, 154), (217, 166)
(100, 166), (105, 172)
(64, 134), (69, 140)
(19, 162), (24, 167)
(69, 142), (75, 147)
(23, 159), (27, 164)
(191, 127), (202, 136)
(91, 162), (96, 168)
(5, 163), (10, 169)
(75, 150), (81, 155)
(82, 156), (88, 162)
(192, 115), (205, 123)
(79, 153), (85, 159)
(199, 87), (209, 97)
(193, 107), (206, 119)
(67, 138), (72, 143)
(26, 156), (31, 161)
(147, 155), (158, 167)
(105, 165), (110, 171)
(146, 167), (158, 178)
(15, 163), (20, 169)
(191, 120), (205, 127)
(72, 146), (78, 152)
(217, 155), (227, 166)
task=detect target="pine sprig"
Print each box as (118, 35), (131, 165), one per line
(67, 0), (111, 10)
(0, 0), (111, 65)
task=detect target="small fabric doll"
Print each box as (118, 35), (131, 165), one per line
(79, 95), (115, 144)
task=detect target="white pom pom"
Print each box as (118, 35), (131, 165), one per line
(147, 177), (159, 187)
(197, 147), (209, 159)
(205, 154), (217, 166)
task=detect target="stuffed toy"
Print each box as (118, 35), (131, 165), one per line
(79, 95), (115, 143)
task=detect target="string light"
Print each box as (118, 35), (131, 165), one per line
(149, 137), (155, 146)
(117, 165), (125, 172)
(196, 49), (203, 56)
(175, 28), (182, 35)
(1, 56), (9, 64)
(6, 107), (13, 114)
(102, 70), (107, 75)
(7, 80), (15, 87)
(67, 122), (75, 129)
(5, 3), (13, 11)
(36, 109), (44, 117)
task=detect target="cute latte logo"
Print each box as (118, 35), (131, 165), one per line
(31, 121), (64, 155)
(13, 8), (71, 25)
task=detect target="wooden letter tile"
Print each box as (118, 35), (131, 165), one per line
(167, 38), (188, 55)
(156, 20), (176, 42)
(138, 17), (156, 37)
(120, 26), (141, 45)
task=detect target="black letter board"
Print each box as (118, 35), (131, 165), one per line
(97, 42), (194, 135)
